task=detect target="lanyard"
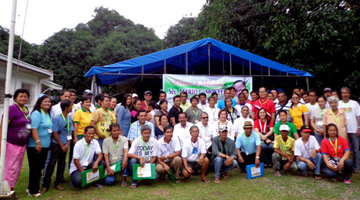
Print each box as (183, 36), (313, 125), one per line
(191, 139), (199, 150)
(40, 109), (51, 127)
(342, 101), (350, 112)
(328, 138), (338, 156)
(245, 133), (252, 150)
(95, 104), (100, 109)
(319, 108), (327, 118)
(16, 103), (29, 122)
(211, 108), (216, 116)
(192, 109), (199, 118)
(144, 101), (148, 109)
(259, 119), (267, 133)
(101, 108), (111, 123)
(230, 108), (233, 116)
(330, 109), (339, 124)
(302, 139), (310, 157)
(259, 98), (269, 107)
(61, 113), (70, 133)
(280, 137), (287, 153)
(142, 137), (150, 155)
(111, 138), (119, 152)
(84, 142), (90, 157)
(164, 140), (172, 154)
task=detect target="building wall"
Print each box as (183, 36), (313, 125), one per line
(0, 66), (42, 115)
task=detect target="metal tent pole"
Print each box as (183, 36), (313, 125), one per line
(306, 77), (309, 91)
(208, 43), (210, 75)
(0, 0), (17, 195)
(230, 54), (232, 75)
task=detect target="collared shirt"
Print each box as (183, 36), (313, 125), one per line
(273, 121), (297, 139)
(275, 101), (292, 123)
(69, 138), (101, 174)
(127, 120), (155, 141)
(234, 103), (252, 118)
(323, 109), (348, 140)
(180, 102), (191, 112)
(289, 104), (309, 130)
(28, 110), (52, 148)
(51, 102), (75, 119)
(91, 108), (117, 139)
(185, 107), (203, 124)
(168, 106), (183, 124)
(195, 121), (214, 149)
(305, 102), (319, 121)
(173, 122), (194, 148)
(321, 136), (350, 158)
(197, 103), (209, 110)
(203, 106), (220, 125)
(235, 131), (261, 154)
(294, 136), (320, 159)
(102, 136), (128, 164)
(233, 117), (254, 135)
(212, 120), (235, 141)
(181, 138), (206, 162)
(252, 98), (276, 120)
(274, 135), (295, 159)
(52, 114), (74, 145)
(73, 108), (92, 136)
(157, 137), (181, 162)
(75, 102), (95, 113)
(212, 135), (237, 160)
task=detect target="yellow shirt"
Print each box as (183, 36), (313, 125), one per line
(91, 108), (116, 139)
(289, 104), (309, 130)
(73, 108), (92, 136)
(180, 102), (190, 112)
(273, 135), (295, 160)
(108, 108), (117, 122)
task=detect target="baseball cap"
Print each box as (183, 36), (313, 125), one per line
(300, 125), (312, 133)
(279, 124), (290, 132)
(132, 93), (138, 98)
(323, 88), (332, 92)
(219, 125), (228, 132)
(144, 90), (152, 95)
(83, 89), (93, 95)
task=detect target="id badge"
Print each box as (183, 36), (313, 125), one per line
(112, 156), (118, 160)
(48, 128), (52, 134)
(246, 151), (249, 156)
(82, 160), (89, 166)
(195, 120), (199, 123)
(213, 117), (216, 121)
(26, 124), (31, 129)
(192, 148), (198, 154)
(144, 157), (150, 162)
(347, 116), (350, 121)
(104, 123), (109, 128)
(67, 135), (72, 140)
(317, 121), (323, 126)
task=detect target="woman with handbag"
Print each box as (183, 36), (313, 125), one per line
(254, 108), (274, 167)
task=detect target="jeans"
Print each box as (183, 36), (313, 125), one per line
(348, 133), (359, 170)
(314, 134), (324, 146)
(42, 143), (67, 188)
(213, 157), (238, 178)
(70, 160), (105, 188)
(27, 147), (49, 195)
(104, 158), (130, 185)
(297, 153), (322, 175)
(260, 142), (274, 165)
(94, 139), (104, 161)
(324, 159), (353, 180)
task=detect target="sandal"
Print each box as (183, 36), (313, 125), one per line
(184, 177), (190, 182)
(131, 183), (137, 189)
(121, 181), (128, 187)
(222, 173), (229, 179)
(201, 178), (210, 183)
(315, 175), (322, 180)
(274, 172), (281, 177)
(214, 178), (221, 184)
(175, 179), (181, 184)
(94, 183), (103, 189)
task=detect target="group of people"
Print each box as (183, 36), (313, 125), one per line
(0, 85), (359, 197)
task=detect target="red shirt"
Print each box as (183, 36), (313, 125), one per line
(141, 101), (149, 111)
(245, 100), (253, 106)
(321, 136), (350, 158)
(254, 119), (274, 133)
(252, 98), (275, 120)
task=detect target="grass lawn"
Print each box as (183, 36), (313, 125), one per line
(13, 153), (360, 200)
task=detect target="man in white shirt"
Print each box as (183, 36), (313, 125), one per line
(173, 113), (194, 148)
(233, 106), (254, 137)
(181, 126), (210, 183)
(195, 112), (214, 159)
(51, 90), (71, 119)
(128, 125), (158, 189)
(305, 90), (319, 122)
(198, 93), (209, 110)
(338, 87), (360, 172)
(156, 125), (182, 183)
(69, 126), (105, 189)
(294, 125), (322, 180)
(204, 96), (220, 125)
(234, 93), (252, 118)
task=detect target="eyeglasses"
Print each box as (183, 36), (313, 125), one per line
(181, 96), (187, 98)
(202, 117), (209, 119)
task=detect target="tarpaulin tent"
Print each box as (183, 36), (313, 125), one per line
(84, 38), (312, 94)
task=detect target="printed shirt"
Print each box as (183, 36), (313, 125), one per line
(273, 135), (295, 159)
(5, 104), (31, 146)
(338, 100), (360, 133)
(91, 108), (116, 139)
(129, 137), (158, 161)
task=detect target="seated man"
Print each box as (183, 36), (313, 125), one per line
(235, 121), (261, 173)
(128, 125), (158, 189)
(212, 127), (238, 183)
(294, 125), (322, 180)
(156, 125), (182, 183)
(173, 113), (194, 148)
(103, 123), (130, 186)
(182, 126), (210, 183)
(272, 124), (298, 176)
(69, 126), (105, 189)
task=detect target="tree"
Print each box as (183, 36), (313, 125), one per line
(164, 17), (197, 48)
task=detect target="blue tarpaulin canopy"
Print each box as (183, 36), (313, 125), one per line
(85, 38), (313, 86)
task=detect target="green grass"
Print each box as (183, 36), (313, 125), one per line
(13, 153), (360, 200)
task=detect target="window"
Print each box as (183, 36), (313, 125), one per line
(21, 82), (35, 105)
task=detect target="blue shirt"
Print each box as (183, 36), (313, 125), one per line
(235, 131), (260, 154)
(217, 99), (237, 110)
(127, 120), (155, 141)
(52, 114), (74, 145)
(116, 106), (132, 137)
(28, 110), (53, 148)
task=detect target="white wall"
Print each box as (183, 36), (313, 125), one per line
(0, 66), (42, 115)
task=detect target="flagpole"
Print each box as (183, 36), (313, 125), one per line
(0, 0), (18, 194)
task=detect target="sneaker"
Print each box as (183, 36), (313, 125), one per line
(54, 184), (65, 191)
(344, 180), (351, 184)
(331, 178), (339, 182)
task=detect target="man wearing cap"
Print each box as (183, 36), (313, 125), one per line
(272, 124), (298, 176)
(212, 126), (238, 183)
(323, 88), (332, 99)
(132, 93), (138, 104)
(235, 121), (261, 173)
(141, 90), (152, 112)
(294, 125), (322, 180)
(75, 89), (96, 112)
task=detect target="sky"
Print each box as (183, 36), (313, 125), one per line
(0, 0), (206, 45)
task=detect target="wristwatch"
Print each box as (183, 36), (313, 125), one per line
(256, 156), (260, 159)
